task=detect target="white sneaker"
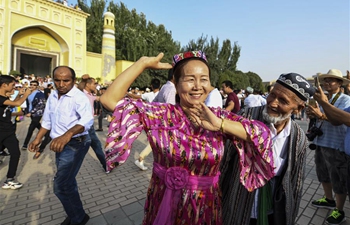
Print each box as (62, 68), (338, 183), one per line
(134, 160), (148, 171)
(2, 179), (23, 190)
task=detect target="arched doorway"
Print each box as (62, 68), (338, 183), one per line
(12, 27), (67, 77)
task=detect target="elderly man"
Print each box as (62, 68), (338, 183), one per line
(221, 73), (315, 225)
(307, 69), (350, 225)
(29, 66), (93, 225)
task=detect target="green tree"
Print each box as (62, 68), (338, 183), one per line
(9, 70), (21, 76)
(78, 1), (266, 89)
(78, 0), (105, 53)
(245, 71), (264, 92)
(182, 36), (241, 87)
(105, 1), (180, 87)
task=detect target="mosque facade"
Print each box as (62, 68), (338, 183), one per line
(0, 0), (132, 83)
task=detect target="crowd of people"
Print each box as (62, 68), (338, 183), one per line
(0, 51), (350, 225)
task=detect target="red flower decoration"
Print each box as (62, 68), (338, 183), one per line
(184, 51), (194, 58)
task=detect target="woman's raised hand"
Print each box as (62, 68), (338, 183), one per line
(141, 53), (172, 70)
(189, 102), (222, 132)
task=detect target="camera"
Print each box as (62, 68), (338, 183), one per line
(306, 126), (323, 141)
(309, 143), (317, 150)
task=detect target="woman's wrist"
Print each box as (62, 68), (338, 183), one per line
(217, 118), (225, 132)
(138, 56), (151, 70)
(220, 118), (225, 133)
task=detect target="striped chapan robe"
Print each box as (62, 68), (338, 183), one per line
(220, 106), (308, 225)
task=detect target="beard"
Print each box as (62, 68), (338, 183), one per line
(262, 106), (291, 125)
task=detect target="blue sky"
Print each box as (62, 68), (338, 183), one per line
(68, 0), (349, 82)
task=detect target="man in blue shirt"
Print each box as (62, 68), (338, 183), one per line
(307, 69), (350, 225)
(29, 66), (93, 225)
(22, 80), (51, 159)
(313, 81), (350, 202)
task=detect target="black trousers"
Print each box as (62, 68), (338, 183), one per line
(0, 132), (20, 179)
(23, 116), (41, 147)
(97, 105), (105, 129)
(23, 116), (51, 151)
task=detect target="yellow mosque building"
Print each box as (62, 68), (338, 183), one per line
(0, 0), (133, 83)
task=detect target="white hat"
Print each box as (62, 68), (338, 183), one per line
(246, 86), (254, 94)
(15, 84), (22, 87)
(319, 69), (350, 85)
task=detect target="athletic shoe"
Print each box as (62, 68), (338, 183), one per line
(311, 196), (336, 209)
(134, 160), (148, 171)
(2, 179), (23, 190)
(0, 150), (10, 156)
(326, 208), (346, 225)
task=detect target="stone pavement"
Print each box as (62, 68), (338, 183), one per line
(0, 117), (349, 225)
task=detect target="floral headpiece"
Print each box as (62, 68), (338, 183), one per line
(172, 50), (208, 68)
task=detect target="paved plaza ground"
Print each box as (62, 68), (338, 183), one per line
(0, 117), (349, 225)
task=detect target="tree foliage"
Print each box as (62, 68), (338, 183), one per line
(78, 0), (264, 90)
(182, 36), (242, 88)
(78, 0), (105, 53)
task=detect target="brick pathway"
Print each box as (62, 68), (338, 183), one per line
(0, 117), (349, 225)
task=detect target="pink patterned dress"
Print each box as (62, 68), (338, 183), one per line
(105, 98), (274, 225)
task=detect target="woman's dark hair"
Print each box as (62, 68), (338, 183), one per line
(172, 58), (210, 84)
(0, 75), (16, 86)
(167, 69), (174, 81)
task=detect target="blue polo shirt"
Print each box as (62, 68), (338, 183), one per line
(314, 93), (350, 152)
(344, 106), (350, 155)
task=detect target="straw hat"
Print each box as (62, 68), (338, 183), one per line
(319, 69), (350, 85)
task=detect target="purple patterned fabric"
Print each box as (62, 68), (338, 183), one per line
(153, 162), (220, 225)
(105, 98), (273, 225)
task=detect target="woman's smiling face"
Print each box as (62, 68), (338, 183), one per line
(175, 60), (211, 108)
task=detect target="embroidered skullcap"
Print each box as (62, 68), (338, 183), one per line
(276, 73), (315, 101)
(172, 50), (208, 71)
